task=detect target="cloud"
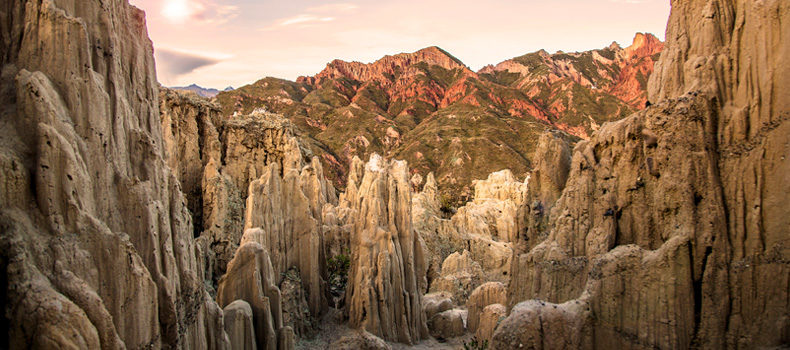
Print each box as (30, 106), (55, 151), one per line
(154, 47), (229, 84)
(191, 2), (239, 25)
(155, 0), (238, 25)
(280, 14), (335, 26)
(262, 3), (358, 31)
(306, 3), (359, 13)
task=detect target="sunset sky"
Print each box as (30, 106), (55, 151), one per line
(129, 0), (671, 89)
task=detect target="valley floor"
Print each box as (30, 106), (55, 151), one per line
(295, 308), (473, 349)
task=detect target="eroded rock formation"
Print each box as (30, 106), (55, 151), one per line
(414, 169), (530, 300)
(216, 243), (283, 349)
(505, 0), (789, 348)
(0, 0), (228, 348)
(344, 154), (429, 344)
(223, 300), (257, 350)
(466, 282), (507, 333)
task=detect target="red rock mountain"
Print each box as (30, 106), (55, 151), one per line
(216, 33), (664, 203)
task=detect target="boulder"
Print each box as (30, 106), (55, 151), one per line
(422, 292), (454, 320)
(466, 282), (507, 332)
(491, 299), (592, 349)
(476, 303), (507, 344)
(428, 309), (467, 339)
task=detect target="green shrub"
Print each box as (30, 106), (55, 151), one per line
(463, 337), (489, 350)
(327, 253), (351, 298)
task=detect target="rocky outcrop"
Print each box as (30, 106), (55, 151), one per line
(427, 309), (467, 339)
(216, 243), (283, 349)
(223, 300), (257, 350)
(160, 91), (339, 303)
(344, 154), (428, 344)
(241, 148), (333, 317)
(516, 131), (573, 253)
(647, 1), (790, 346)
(505, 1), (789, 348)
(0, 0), (229, 348)
(476, 303), (506, 343)
(414, 170), (527, 295)
(507, 95), (728, 348)
(160, 90), (338, 330)
(466, 282), (507, 333)
(160, 88), (246, 289)
(429, 250), (483, 303)
(491, 299), (592, 349)
(327, 330), (392, 350)
(302, 46), (468, 87)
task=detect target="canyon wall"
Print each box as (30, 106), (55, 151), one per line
(0, 0), (228, 348)
(503, 0), (789, 348)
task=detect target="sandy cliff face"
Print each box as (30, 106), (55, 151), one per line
(0, 1), (228, 348)
(503, 0), (789, 348)
(343, 154), (429, 344)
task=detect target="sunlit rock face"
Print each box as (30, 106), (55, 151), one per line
(216, 34), (664, 206)
(504, 0), (790, 348)
(414, 169), (533, 302)
(0, 0), (228, 348)
(344, 154), (429, 344)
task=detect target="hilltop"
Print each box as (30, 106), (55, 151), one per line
(216, 34), (663, 204)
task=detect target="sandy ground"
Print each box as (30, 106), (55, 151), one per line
(295, 308), (474, 349)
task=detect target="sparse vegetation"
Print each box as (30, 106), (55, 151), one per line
(327, 252), (351, 306)
(216, 42), (656, 204)
(463, 337), (489, 350)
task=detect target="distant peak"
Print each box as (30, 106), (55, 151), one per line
(310, 46), (467, 84)
(625, 32), (664, 57)
(412, 46), (466, 66)
(631, 33), (661, 48)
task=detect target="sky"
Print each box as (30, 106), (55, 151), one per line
(128, 0), (671, 89)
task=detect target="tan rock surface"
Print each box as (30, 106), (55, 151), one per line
(491, 299), (593, 350)
(224, 300), (257, 350)
(242, 157), (329, 317)
(466, 282), (507, 333)
(428, 250), (483, 303)
(160, 88), (245, 288)
(516, 131), (573, 252)
(475, 303), (506, 344)
(505, 0), (789, 348)
(279, 268), (315, 337)
(1, 0), (228, 348)
(422, 292), (455, 320)
(216, 242), (283, 349)
(344, 154), (428, 344)
(649, 1), (790, 344)
(427, 309), (467, 340)
(414, 170), (526, 291)
(328, 330), (392, 350)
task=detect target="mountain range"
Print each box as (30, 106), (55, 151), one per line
(3, 0), (787, 348)
(172, 83), (234, 98)
(216, 33), (664, 204)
